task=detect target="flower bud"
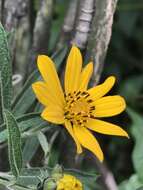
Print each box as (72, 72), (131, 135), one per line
(51, 165), (63, 181)
(57, 174), (83, 190)
(43, 179), (56, 190)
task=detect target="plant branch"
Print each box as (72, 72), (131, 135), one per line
(95, 160), (118, 190)
(84, 1), (119, 189)
(55, 0), (79, 51)
(3, 0), (29, 59)
(4, 0), (28, 31)
(86, 0), (118, 84)
(29, 0), (54, 73)
(72, 0), (95, 49)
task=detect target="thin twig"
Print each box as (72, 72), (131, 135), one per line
(72, 0), (95, 49)
(86, 0), (118, 84)
(95, 159), (118, 190)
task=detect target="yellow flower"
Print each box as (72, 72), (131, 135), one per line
(57, 174), (82, 190)
(32, 45), (129, 162)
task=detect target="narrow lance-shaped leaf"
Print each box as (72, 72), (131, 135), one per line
(22, 136), (40, 166)
(0, 72), (4, 124)
(37, 131), (49, 157)
(0, 112), (49, 143)
(0, 22), (12, 110)
(4, 109), (22, 178)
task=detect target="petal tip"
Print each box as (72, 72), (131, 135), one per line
(127, 134), (130, 139)
(98, 153), (104, 162)
(31, 83), (35, 89)
(71, 44), (78, 49)
(37, 55), (44, 68)
(119, 96), (126, 110)
(115, 126), (129, 138)
(37, 55), (51, 68)
(124, 131), (129, 139)
(70, 44), (81, 54)
(37, 54), (45, 62)
(77, 149), (83, 154)
(31, 82), (42, 92)
(114, 95), (126, 113)
(120, 130), (129, 139)
(108, 75), (116, 84)
(41, 111), (45, 119)
(31, 82), (37, 92)
(88, 62), (94, 69)
(41, 109), (49, 121)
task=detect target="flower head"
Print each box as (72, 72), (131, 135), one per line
(57, 174), (82, 190)
(32, 45), (128, 162)
(38, 166), (82, 190)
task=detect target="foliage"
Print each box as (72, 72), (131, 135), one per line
(0, 0), (143, 189)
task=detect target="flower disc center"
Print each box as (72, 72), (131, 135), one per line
(71, 99), (89, 114)
(64, 91), (95, 126)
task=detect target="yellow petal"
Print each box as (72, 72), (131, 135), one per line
(64, 46), (82, 94)
(32, 81), (58, 106)
(88, 76), (115, 100)
(41, 106), (64, 124)
(65, 120), (82, 154)
(93, 95), (126, 117)
(86, 118), (129, 137)
(73, 125), (103, 161)
(37, 55), (64, 106)
(79, 62), (93, 91)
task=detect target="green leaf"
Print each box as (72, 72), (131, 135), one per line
(0, 73), (4, 125)
(119, 174), (143, 190)
(19, 167), (50, 187)
(12, 70), (39, 116)
(0, 112), (48, 143)
(0, 23), (12, 110)
(37, 131), (49, 157)
(0, 177), (34, 190)
(4, 109), (22, 178)
(127, 108), (143, 182)
(22, 136), (40, 165)
(0, 169), (47, 189)
(0, 166), (96, 190)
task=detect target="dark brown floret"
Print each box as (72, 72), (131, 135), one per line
(87, 99), (93, 103)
